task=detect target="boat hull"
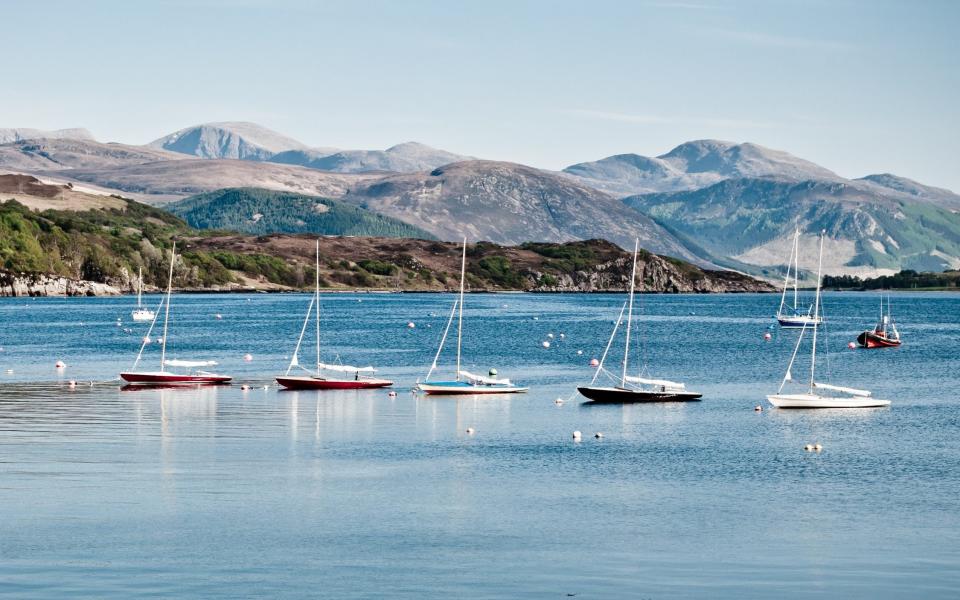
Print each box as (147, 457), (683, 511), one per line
(777, 316), (822, 328)
(856, 331), (902, 348)
(120, 372), (232, 385)
(578, 386), (702, 403)
(418, 381), (528, 395)
(766, 393), (890, 408)
(276, 376), (393, 390)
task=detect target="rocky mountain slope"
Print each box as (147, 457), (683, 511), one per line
(148, 121), (308, 160)
(0, 127), (94, 144)
(44, 159), (377, 204)
(564, 139), (842, 196)
(168, 187), (434, 239)
(340, 160), (700, 261)
(0, 138), (185, 172)
(270, 141), (471, 173)
(856, 173), (960, 210)
(624, 178), (960, 277)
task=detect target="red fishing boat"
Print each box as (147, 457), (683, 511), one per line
(275, 240), (393, 391)
(120, 242), (232, 386)
(856, 296), (902, 348)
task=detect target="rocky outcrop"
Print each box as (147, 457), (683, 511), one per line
(0, 271), (120, 297)
(528, 255), (769, 293)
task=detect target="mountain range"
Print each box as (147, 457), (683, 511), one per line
(1, 121), (958, 277)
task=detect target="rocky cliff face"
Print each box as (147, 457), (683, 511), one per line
(0, 272), (120, 297)
(527, 255), (768, 293)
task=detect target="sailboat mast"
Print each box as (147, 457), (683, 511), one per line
(809, 232), (824, 392)
(777, 232), (793, 317)
(315, 239), (321, 376)
(455, 238), (466, 381)
(159, 242), (176, 371)
(137, 266), (143, 308)
(792, 227), (799, 311)
(621, 239), (639, 387)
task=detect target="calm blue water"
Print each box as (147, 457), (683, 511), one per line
(0, 291), (958, 598)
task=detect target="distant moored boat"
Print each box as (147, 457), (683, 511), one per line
(857, 296), (902, 348)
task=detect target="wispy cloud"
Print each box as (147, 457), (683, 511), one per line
(560, 109), (777, 129)
(708, 29), (853, 51)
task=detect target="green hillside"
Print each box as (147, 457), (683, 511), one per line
(167, 187), (434, 239)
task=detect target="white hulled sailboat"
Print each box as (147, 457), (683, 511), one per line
(767, 232), (890, 409)
(417, 239), (528, 395)
(131, 266), (155, 322)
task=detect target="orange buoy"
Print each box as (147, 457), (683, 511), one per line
(589, 358), (600, 367)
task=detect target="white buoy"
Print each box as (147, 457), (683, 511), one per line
(263, 385), (269, 390)
(116, 321), (122, 327)
(559, 333), (565, 339)
(388, 391), (397, 397)
(594, 432), (604, 439)
(542, 341), (551, 348)
(143, 336), (151, 344)
(156, 337), (164, 344)
(814, 443), (823, 452)
(533, 316), (539, 321)
(55, 360), (66, 369)
(848, 341), (856, 349)
(241, 384), (250, 391)
(68, 380), (77, 388)
(589, 358), (599, 367)
(243, 353), (253, 362)
(764, 332), (772, 341)
(407, 322), (416, 329)
(572, 430), (582, 440)
(576, 350), (583, 356)
(466, 427), (475, 435)
(547, 333), (554, 339)
(5, 369), (12, 374)
(215, 314), (223, 320)
(754, 405), (763, 412)
(554, 398), (564, 405)
(804, 444), (813, 452)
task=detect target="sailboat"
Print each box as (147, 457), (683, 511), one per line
(417, 239), (528, 395)
(767, 232), (890, 408)
(577, 239), (701, 403)
(131, 266), (155, 322)
(120, 243), (232, 385)
(776, 227), (822, 328)
(857, 296), (902, 348)
(276, 240), (393, 390)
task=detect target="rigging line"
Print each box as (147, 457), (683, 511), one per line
(423, 298), (459, 383)
(778, 321), (808, 395)
(130, 296), (166, 370)
(286, 295), (316, 376)
(159, 242), (176, 371)
(590, 301), (628, 385)
(621, 239), (639, 387)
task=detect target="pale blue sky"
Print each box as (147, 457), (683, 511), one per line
(4, 0), (958, 189)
